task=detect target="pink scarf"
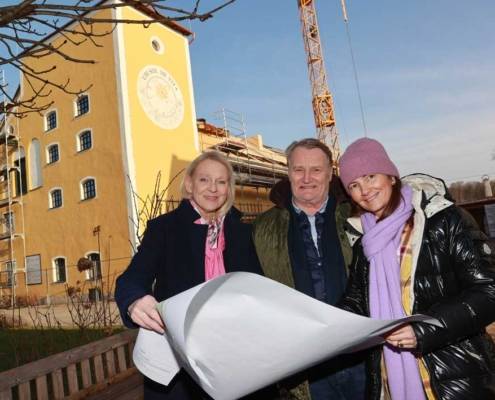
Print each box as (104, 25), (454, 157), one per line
(190, 201), (226, 281)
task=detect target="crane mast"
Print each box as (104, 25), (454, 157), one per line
(298, 0), (341, 163)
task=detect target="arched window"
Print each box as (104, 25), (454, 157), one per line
(14, 147), (27, 196)
(75, 94), (90, 117)
(49, 188), (63, 209)
(47, 144), (60, 164)
(45, 110), (57, 131)
(81, 178), (96, 200)
(77, 130), (92, 152)
(29, 139), (43, 188)
(53, 257), (67, 283)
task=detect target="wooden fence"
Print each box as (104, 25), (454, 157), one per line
(0, 330), (141, 400)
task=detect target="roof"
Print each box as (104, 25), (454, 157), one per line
(125, 1), (192, 36)
(18, 0), (192, 59)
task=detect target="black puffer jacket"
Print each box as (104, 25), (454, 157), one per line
(339, 174), (495, 399)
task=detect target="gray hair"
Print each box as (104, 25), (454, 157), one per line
(285, 138), (333, 167)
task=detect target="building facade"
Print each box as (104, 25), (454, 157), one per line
(0, 4), (285, 305)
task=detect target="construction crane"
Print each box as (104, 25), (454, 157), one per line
(297, 0), (341, 164)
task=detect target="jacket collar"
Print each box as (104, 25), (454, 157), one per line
(176, 199), (242, 223)
(402, 173), (453, 218)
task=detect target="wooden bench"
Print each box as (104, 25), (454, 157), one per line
(0, 329), (142, 400)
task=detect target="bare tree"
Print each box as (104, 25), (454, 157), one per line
(127, 169), (185, 251)
(0, 0), (235, 116)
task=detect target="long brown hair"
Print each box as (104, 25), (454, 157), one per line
(378, 178), (402, 221)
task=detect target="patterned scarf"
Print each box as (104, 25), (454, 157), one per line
(361, 185), (426, 400)
(190, 200), (226, 281)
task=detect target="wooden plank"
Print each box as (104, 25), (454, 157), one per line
(65, 367), (138, 400)
(80, 359), (92, 389)
(0, 330), (138, 390)
(35, 376), (49, 400)
(84, 370), (143, 400)
(116, 346), (127, 373)
(67, 364), (79, 394)
(0, 389), (12, 400)
(52, 369), (64, 399)
(105, 350), (116, 378)
(94, 355), (105, 383)
(17, 382), (31, 400)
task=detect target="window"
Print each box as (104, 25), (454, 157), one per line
(53, 257), (67, 283)
(29, 139), (43, 188)
(81, 178), (96, 200)
(49, 188), (63, 209)
(14, 147), (27, 196)
(75, 95), (89, 116)
(3, 261), (16, 288)
(2, 212), (14, 234)
(47, 144), (59, 164)
(45, 111), (57, 131)
(86, 253), (101, 280)
(78, 130), (92, 152)
(26, 255), (42, 285)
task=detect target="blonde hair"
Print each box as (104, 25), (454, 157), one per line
(180, 151), (235, 217)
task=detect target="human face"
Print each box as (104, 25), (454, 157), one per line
(288, 147), (332, 213)
(347, 174), (395, 218)
(185, 159), (229, 218)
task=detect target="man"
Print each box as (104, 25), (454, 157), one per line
(253, 138), (365, 400)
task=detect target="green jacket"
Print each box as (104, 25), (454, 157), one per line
(252, 191), (352, 400)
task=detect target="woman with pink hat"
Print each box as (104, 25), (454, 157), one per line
(338, 138), (495, 400)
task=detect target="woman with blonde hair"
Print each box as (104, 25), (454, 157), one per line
(338, 138), (495, 399)
(115, 150), (265, 399)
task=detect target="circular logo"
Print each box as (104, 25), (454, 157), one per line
(137, 65), (184, 129)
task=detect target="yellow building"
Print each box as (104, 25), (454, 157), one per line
(0, 3), (286, 304)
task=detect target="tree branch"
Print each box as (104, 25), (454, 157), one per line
(0, 0), (236, 116)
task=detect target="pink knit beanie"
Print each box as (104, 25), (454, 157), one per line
(339, 138), (399, 192)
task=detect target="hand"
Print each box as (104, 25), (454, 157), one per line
(385, 324), (417, 350)
(128, 295), (165, 334)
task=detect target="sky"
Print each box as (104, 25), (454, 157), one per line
(2, 1), (493, 184)
(187, 0), (495, 183)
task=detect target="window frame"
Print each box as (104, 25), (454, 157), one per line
(80, 177), (97, 201)
(52, 256), (67, 283)
(2, 211), (14, 234)
(46, 143), (60, 164)
(29, 138), (43, 190)
(77, 129), (93, 152)
(150, 36), (165, 55)
(44, 109), (58, 132)
(49, 187), (63, 209)
(3, 260), (16, 288)
(74, 94), (90, 117)
(84, 252), (101, 281)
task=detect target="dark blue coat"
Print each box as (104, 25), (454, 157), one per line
(115, 200), (264, 399)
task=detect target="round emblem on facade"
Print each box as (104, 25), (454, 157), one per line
(137, 65), (184, 129)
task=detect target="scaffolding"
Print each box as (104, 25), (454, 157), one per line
(0, 69), (27, 306)
(198, 109), (288, 190)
